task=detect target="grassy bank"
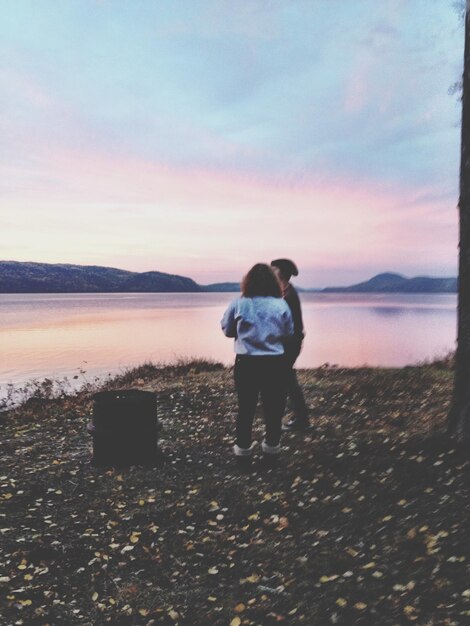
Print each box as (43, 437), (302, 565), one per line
(1, 360), (469, 625)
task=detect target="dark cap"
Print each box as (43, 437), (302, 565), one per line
(270, 258), (299, 278)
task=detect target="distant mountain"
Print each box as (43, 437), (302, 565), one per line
(0, 263), (458, 294)
(121, 271), (201, 292)
(322, 272), (457, 293)
(0, 261), (201, 293)
(203, 282), (240, 292)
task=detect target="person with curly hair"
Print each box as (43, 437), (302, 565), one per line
(221, 263), (294, 462)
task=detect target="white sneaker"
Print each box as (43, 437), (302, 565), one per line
(261, 440), (281, 455)
(233, 443), (254, 457)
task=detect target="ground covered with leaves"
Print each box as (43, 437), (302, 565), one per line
(1, 360), (469, 625)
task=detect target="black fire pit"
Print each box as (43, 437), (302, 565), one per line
(87, 390), (158, 466)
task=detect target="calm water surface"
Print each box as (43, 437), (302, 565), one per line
(0, 292), (457, 389)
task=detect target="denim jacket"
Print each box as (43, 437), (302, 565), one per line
(221, 296), (294, 355)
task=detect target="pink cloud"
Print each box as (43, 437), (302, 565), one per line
(1, 145), (457, 285)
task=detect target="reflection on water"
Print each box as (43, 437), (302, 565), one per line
(0, 292), (457, 388)
(371, 307), (405, 317)
(370, 306), (454, 318)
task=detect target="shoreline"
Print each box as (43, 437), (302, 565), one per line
(0, 354), (455, 413)
(2, 359), (468, 625)
(1, 292), (457, 396)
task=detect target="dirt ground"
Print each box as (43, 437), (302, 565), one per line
(1, 361), (469, 625)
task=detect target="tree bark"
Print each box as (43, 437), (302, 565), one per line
(448, 1), (470, 441)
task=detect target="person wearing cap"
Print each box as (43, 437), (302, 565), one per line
(270, 258), (310, 431)
(221, 263), (294, 464)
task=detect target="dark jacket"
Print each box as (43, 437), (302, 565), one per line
(283, 283), (304, 360)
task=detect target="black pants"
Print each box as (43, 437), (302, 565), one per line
(234, 355), (288, 449)
(285, 345), (308, 423)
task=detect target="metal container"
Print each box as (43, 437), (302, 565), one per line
(87, 390), (158, 466)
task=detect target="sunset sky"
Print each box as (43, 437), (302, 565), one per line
(0, 1), (464, 287)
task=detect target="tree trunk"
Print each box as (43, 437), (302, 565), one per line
(448, 1), (470, 441)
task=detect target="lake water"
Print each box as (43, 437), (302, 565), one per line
(0, 292), (457, 390)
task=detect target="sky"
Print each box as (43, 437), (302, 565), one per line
(0, 0), (465, 287)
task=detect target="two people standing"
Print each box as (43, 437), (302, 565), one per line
(221, 260), (309, 462)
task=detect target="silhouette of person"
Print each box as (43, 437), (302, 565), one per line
(271, 259), (309, 431)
